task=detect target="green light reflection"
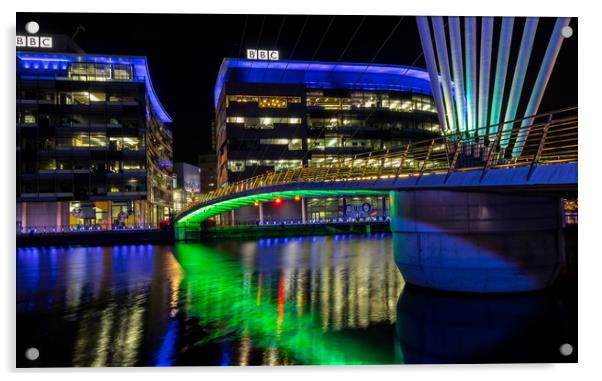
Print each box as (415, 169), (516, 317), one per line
(175, 241), (404, 365)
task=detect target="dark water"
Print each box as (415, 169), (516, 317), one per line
(16, 234), (577, 367)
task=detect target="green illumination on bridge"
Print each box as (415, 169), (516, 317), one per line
(175, 189), (389, 229)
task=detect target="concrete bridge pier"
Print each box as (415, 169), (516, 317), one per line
(389, 190), (566, 293)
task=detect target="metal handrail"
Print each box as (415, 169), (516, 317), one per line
(179, 107), (577, 215)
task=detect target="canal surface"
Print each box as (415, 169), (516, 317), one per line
(16, 234), (577, 367)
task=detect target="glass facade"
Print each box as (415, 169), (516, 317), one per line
(211, 58), (440, 226)
(16, 52), (173, 230)
(216, 87), (440, 187)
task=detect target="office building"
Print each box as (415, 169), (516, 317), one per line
(198, 154), (217, 195)
(17, 40), (173, 230)
(173, 162), (201, 212)
(212, 58), (440, 224)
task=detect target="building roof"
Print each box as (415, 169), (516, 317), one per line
(214, 58), (433, 109)
(16, 51), (172, 123)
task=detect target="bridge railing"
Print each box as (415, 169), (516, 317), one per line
(185, 107), (577, 210)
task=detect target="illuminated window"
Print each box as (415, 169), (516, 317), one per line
(258, 96), (287, 108)
(288, 139), (302, 150)
(113, 64), (132, 80)
(73, 91), (89, 105)
(228, 161), (246, 172)
(259, 117), (273, 127)
(72, 133), (90, 147)
(23, 114), (36, 124)
(308, 139), (324, 150)
(38, 159), (56, 171)
(108, 161), (121, 173)
(307, 96), (343, 110)
(89, 133), (107, 148)
(58, 92), (73, 105)
(260, 138), (288, 145)
(122, 137), (140, 150)
(68, 63), (112, 81)
(309, 156), (347, 167)
(243, 159), (302, 171)
(89, 91), (106, 102)
(259, 138), (303, 150)
(274, 160), (301, 171)
(121, 161), (144, 171)
(228, 116), (301, 128)
(227, 95), (259, 106)
(226, 116), (245, 124)
(109, 137), (123, 150)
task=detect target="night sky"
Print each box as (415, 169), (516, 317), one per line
(16, 13), (577, 165)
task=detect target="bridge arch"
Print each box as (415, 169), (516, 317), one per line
(174, 189), (388, 240)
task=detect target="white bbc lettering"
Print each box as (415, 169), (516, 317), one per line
(247, 49), (280, 61)
(40, 37), (52, 48)
(27, 36), (40, 47)
(246, 49), (257, 59)
(16, 35), (53, 49)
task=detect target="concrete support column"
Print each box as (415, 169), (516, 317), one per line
(301, 198), (306, 224)
(56, 201), (62, 229)
(230, 210), (235, 226)
(22, 202), (27, 229)
(259, 202), (264, 224)
(390, 190), (565, 293)
(342, 197), (348, 220)
(140, 201), (145, 225)
(108, 201), (113, 229)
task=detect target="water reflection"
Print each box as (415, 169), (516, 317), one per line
(174, 234), (404, 365)
(17, 244), (182, 367)
(16, 235), (575, 367)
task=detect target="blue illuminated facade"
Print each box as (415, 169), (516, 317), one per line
(17, 52), (172, 123)
(214, 58), (433, 109)
(214, 58), (441, 188)
(17, 49), (173, 231)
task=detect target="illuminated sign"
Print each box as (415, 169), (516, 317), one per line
(16, 35), (53, 49)
(246, 49), (279, 61)
(341, 202), (378, 217)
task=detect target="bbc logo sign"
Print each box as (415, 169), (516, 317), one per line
(246, 49), (279, 61)
(16, 35), (53, 49)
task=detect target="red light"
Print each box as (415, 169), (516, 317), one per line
(274, 197), (282, 205)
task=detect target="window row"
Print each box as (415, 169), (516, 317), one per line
(226, 116), (302, 128)
(226, 95), (302, 109)
(307, 138), (385, 151)
(17, 112), (143, 128)
(227, 159), (303, 173)
(22, 158), (145, 172)
(20, 178), (146, 194)
(228, 138), (303, 151)
(67, 63), (133, 81)
(17, 90), (141, 104)
(306, 91), (436, 113)
(23, 135), (143, 150)
(308, 117), (440, 132)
